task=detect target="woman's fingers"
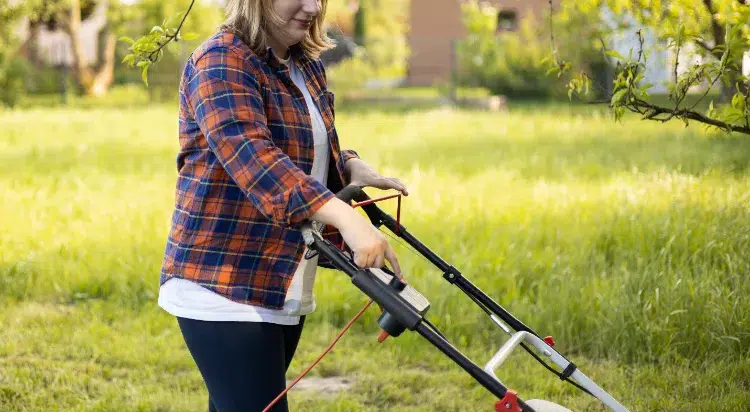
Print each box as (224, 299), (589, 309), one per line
(388, 177), (409, 196)
(384, 245), (402, 278)
(356, 175), (409, 196)
(372, 253), (385, 271)
(339, 211), (402, 277)
(354, 251), (370, 269)
(353, 240), (393, 274)
(379, 176), (406, 193)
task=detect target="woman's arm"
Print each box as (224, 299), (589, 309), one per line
(188, 47), (401, 275)
(187, 46), (334, 227)
(310, 197), (401, 276)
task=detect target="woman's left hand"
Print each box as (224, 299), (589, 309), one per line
(345, 158), (409, 196)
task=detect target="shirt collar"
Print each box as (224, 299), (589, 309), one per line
(264, 44), (307, 70)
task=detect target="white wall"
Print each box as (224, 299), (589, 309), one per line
(602, 7), (720, 95)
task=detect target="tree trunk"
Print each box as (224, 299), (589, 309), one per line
(354, 1), (366, 46)
(26, 20), (43, 69)
(64, 0), (115, 97)
(88, 28), (116, 97)
(65, 0), (94, 92)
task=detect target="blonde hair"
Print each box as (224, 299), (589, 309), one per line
(221, 0), (333, 59)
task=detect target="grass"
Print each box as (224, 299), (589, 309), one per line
(1, 102), (750, 411)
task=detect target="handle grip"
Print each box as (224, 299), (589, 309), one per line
(334, 185), (386, 228)
(335, 184), (368, 203)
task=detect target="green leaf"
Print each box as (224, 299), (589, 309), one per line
(150, 25), (165, 34)
(118, 36), (135, 45)
(141, 64), (150, 87)
(731, 93), (744, 110)
(611, 89), (628, 105)
(724, 108), (745, 123)
(121, 54), (136, 66)
(606, 50), (625, 61)
(136, 60), (150, 68)
(633, 88), (648, 101)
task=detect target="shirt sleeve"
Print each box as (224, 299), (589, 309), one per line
(340, 149), (360, 164)
(186, 46), (334, 227)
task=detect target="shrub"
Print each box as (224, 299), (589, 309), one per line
(456, 1), (564, 99)
(325, 49), (374, 100)
(0, 55), (30, 108)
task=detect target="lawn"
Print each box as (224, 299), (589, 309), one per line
(1, 102), (749, 411)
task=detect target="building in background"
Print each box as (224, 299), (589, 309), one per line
(407, 0), (749, 93)
(407, 0), (553, 86)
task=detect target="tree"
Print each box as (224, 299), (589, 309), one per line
(67, 0), (116, 96)
(0, 0), (30, 106)
(353, 0), (365, 45)
(24, 0), (127, 97)
(122, 0), (410, 81)
(550, 0), (750, 135)
(588, 0), (747, 99)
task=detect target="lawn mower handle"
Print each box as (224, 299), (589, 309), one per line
(334, 184), (385, 226)
(319, 185), (629, 412)
(334, 185), (539, 338)
(302, 222), (537, 412)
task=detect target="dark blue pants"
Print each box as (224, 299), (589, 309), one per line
(177, 316), (306, 412)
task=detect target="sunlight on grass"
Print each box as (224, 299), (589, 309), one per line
(1, 103), (749, 411)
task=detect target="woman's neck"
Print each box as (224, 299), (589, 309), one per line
(267, 36), (290, 60)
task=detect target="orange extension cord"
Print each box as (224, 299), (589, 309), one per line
(263, 193), (403, 412)
(262, 299), (375, 412)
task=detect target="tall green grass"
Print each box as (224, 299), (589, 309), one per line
(1, 103), (749, 410)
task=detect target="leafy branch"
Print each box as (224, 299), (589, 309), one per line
(118, 0), (197, 85)
(547, 2), (750, 135)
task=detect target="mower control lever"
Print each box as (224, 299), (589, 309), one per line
(334, 184), (368, 203)
(334, 185), (389, 228)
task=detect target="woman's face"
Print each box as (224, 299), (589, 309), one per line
(270, 0), (321, 50)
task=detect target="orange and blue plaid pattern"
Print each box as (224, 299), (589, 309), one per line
(160, 30), (359, 309)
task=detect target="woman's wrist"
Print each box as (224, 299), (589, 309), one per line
(310, 197), (362, 230)
(344, 158), (365, 183)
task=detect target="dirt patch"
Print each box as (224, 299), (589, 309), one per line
(287, 377), (353, 395)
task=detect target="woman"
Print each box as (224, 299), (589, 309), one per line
(157, 0), (408, 410)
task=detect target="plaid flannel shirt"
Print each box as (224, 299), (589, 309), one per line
(160, 30), (359, 309)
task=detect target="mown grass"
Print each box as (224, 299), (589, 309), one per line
(1, 103), (749, 411)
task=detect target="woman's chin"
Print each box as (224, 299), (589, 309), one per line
(287, 31), (308, 44)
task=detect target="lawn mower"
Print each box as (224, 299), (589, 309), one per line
(276, 185), (631, 412)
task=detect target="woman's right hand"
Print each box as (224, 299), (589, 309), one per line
(310, 198), (402, 277)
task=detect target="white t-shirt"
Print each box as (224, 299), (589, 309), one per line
(158, 55), (331, 325)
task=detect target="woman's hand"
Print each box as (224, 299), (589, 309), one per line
(338, 214), (401, 277)
(310, 197), (401, 277)
(345, 158), (409, 196)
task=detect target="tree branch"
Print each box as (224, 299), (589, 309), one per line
(145, 0), (195, 62)
(694, 39), (714, 53)
(635, 99), (749, 134)
(547, 0), (749, 135)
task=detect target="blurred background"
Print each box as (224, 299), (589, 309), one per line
(4, 0), (747, 109)
(1, 0), (750, 411)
